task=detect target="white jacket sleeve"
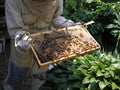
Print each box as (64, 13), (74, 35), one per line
(52, 0), (75, 28)
(5, 0), (29, 39)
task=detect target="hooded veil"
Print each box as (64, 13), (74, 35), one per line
(23, 0), (57, 16)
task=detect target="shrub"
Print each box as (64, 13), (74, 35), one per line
(41, 51), (120, 90)
(63, 0), (120, 51)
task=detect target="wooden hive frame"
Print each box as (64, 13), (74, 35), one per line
(31, 25), (101, 67)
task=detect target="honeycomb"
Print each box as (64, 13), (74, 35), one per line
(31, 25), (101, 66)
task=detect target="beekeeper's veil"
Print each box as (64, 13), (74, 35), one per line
(23, 0), (57, 16)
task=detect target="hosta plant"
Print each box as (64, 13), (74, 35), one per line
(68, 51), (120, 90)
(41, 51), (120, 90)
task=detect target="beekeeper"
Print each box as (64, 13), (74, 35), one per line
(3, 0), (75, 90)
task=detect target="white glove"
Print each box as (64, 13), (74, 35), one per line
(48, 64), (57, 70)
(61, 19), (75, 27)
(15, 31), (32, 51)
(54, 16), (75, 28)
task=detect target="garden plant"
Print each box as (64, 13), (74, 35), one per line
(40, 0), (120, 90)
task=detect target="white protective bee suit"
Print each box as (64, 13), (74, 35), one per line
(3, 0), (74, 90)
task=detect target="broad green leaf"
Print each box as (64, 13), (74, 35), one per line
(104, 72), (111, 78)
(111, 82), (119, 90)
(114, 76), (120, 82)
(99, 81), (107, 90)
(112, 63), (120, 68)
(96, 70), (104, 77)
(82, 77), (90, 84)
(97, 62), (105, 69)
(90, 77), (97, 82)
(86, 0), (93, 3)
(85, 54), (95, 61)
(109, 70), (114, 77)
(90, 66), (98, 73)
(78, 68), (88, 76)
(104, 79), (110, 86)
(83, 59), (91, 68)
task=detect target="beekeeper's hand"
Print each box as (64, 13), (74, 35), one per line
(54, 17), (75, 28)
(15, 31), (32, 51)
(61, 19), (75, 27)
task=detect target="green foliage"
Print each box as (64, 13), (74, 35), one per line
(41, 51), (120, 90)
(106, 12), (120, 53)
(63, 0), (120, 51)
(69, 51), (120, 90)
(40, 1), (120, 90)
(106, 12), (120, 36)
